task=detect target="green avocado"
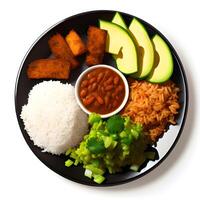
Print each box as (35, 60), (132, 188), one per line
(99, 20), (138, 74)
(112, 12), (127, 29)
(129, 18), (154, 78)
(146, 34), (173, 83)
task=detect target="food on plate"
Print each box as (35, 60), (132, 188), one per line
(19, 11), (181, 185)
(65, 30), (86, 56)
(121, 79), (180, 142)
(146, 34), (173, 83)
(100, 13), (174, 83)
(79, 67), (125, 114)
(99, 20), (138, 74)
(65, 113), (156, 184)
(112, 12), (127, 29)
(48, 33), (79, 69)
(86, 26), (107, 66)
(99, 20), (123, 55)
(20, 81), (88, 155)
(27, 58), (70, 79)
(112, 14), (154, 79)
(128, 18), (154, 78)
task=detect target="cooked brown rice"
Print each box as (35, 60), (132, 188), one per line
(121, 79), (180, 142)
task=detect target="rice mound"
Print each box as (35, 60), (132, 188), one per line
(21, 81), (88, 155)
(122, 79), (180, 142)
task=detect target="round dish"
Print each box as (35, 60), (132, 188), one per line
(15, 10), (188, 186)
(75, 64), (129, 118)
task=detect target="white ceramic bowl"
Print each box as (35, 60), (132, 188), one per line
(75, 64), (129, 118)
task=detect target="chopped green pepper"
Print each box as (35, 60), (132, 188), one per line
(88, 113), (102, 125)
(65, 113), (155, 184)
(87, 137), (105, 154)
(106, 115), (124, 134)
(65, 159), (73, 167)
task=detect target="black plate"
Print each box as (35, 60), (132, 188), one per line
(15, 10), (188, 186)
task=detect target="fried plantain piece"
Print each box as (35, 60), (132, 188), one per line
(27, 58), (70, 79)
(48, 33), (79, 69)
(86, 26), (107, 66)
(65, 30), (86, 56)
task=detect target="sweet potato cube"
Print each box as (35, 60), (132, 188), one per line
(48, 33), (79, 69)
(86, 26), (107, 66)
(66, 30), (86, 56)
(27, 58), (70, 79)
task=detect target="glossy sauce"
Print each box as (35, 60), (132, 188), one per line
(79, 67), (125, 114)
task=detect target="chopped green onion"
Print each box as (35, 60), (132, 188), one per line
(65, 159), (73, 167)
(104, 136), (113, 148)
(93, 175), (105, 184)
(74, 159), (79, 166)
(85, 164), (104, 175)
(84, 169), (92, 179)
(130, 164), (139, 172)
(131, 129), (140, 140)
(64, 113), (151, 184)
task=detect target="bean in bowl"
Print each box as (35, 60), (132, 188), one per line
(79, 67), (125, 115)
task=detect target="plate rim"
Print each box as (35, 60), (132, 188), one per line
(14, 10), (189, 187)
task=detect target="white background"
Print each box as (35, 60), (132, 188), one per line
(0, 0), (199, 199)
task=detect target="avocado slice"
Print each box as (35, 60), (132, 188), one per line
(111, 12), (129, 71)
(112, 14), (154, 78)
(99, 20), (138, 74)
(99, 20), (124, 54)
(146, 34), (173, 83)
(129, 19), (154, 78)
(112, 12), (127, 29)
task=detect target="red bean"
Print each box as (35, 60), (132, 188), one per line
(87, 72), (93, 79)
(88, 85), (92, 92)
(101, 87), (105, 93)
(89, 77), (96, 84)
(115, 85), (124, 93)
(88, 70), (98, 78)
(91, 83), (97, 91)
(80, 89), (87, 98)
(114, 76), (120, 85)
(113, 100), (118, 108)
(83, 96), (95, 106)
(112, 93), (116, 98)
(104, 96), (110, 106)
(106, 77), (113, 85)
(118, 85), (124, 91)
(107, 91), (111, 97)
(81, 80), (88, 88)
(96, 95), (104, 105)
(97, 85), (101, 92)
(105, 70), (110, 78)
(105, 85), (113, 91)
(97, 73), (104, 82)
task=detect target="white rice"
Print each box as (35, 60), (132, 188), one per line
(20, 81), (88, 155)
